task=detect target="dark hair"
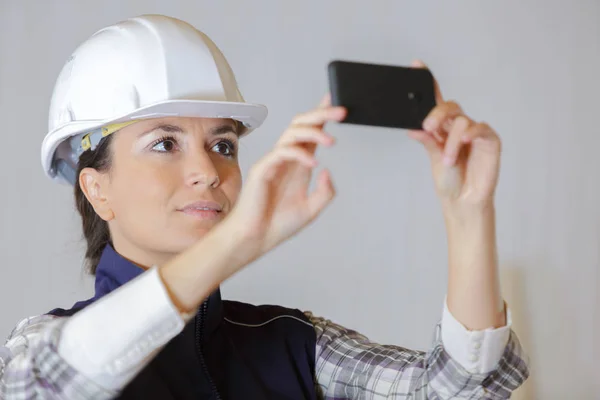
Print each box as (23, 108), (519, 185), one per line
(74, 135), (115, 275)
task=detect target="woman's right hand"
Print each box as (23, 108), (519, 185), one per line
(160, 96), (345, 314)
(222, 95), (346, 265)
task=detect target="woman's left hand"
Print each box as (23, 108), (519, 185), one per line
(407, 60), (501, 215)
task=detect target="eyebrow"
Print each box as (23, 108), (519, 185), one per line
(139, 122), (240, 138)
(210, 124), (240, 137)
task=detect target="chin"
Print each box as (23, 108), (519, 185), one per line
(160, 219), (223, 253)
(174, 228), (214, 249)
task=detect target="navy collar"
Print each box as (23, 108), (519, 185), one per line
(94, 244), (224, 336)
(94, 244), (146, 296)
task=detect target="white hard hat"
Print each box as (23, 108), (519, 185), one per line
(42, 14), (268, 184)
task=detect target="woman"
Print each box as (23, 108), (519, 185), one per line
(1, 14), (529, 399)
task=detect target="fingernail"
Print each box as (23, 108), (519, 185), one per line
(443, 155), (453, 166)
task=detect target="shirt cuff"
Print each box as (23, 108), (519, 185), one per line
(57, 267), (187, 391)
(440, 298), (511, 374)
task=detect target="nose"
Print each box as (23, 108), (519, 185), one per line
(184, 149), (220, 189)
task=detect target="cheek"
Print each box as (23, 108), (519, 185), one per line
(110, 161), (178, 215)
(219, 163), (242, 205)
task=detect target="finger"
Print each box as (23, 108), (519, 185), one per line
(307, 169), (336, 220)
(277, 126), (335, 148)
(411, 59), (443, 104)
(461, 122), (499, 144)
(443, 116), (473, 166)
(318, 93), (332, 108)
(410, 125), (445, 145)
(422, 101), (464, 134)
(291, 106), (346, 127)
(252, 147), (318, 181)
(432, 130), (445, 143)
(407, 130), (443, 161)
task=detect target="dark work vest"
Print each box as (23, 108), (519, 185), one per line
(48, 244), (318, 399)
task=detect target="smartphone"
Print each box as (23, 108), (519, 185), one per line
(328, 60), (437, 130)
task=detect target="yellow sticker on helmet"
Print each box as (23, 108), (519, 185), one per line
(101, 120), (139, 137)
(81, 120), (139, 152)
(81, 135), (92, 151)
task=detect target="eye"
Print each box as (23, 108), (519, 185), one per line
(150, 136), (179, 153)
(212, 140), (237, 157)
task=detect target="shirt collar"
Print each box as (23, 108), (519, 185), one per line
(94, 243), (145, 296)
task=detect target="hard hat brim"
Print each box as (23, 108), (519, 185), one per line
(41, 99), (268, 183)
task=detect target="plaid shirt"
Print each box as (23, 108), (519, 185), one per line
(307, 313), (528, 399)
(1, 311), (529, 399)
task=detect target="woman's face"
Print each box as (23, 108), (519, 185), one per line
(81, 117), (243, 267)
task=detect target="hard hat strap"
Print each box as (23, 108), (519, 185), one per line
(55, 120), (140, 184)
(78, 120), (139, 156)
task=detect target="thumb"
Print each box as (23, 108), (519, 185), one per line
(307, 169), (336, 220)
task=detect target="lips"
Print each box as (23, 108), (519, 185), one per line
(178, 200), (223, 220)
(180, 200), (223, 212)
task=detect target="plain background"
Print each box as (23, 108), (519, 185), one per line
(1, 1), (598, 398)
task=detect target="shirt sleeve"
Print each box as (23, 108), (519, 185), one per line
(306, 306), (530, 399)
(1, 267), (188, 399)
(440, 298), (512, 374)
(1, 315), (116, 399)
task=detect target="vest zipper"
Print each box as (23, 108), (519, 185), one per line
(196, 299), (222, 399)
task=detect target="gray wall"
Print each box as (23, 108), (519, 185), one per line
(1, 1), (598, 398)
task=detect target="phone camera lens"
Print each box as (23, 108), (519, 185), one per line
(408, 92), (422, 102)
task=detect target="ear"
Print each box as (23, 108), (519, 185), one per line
(79, 167), (115, 222)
